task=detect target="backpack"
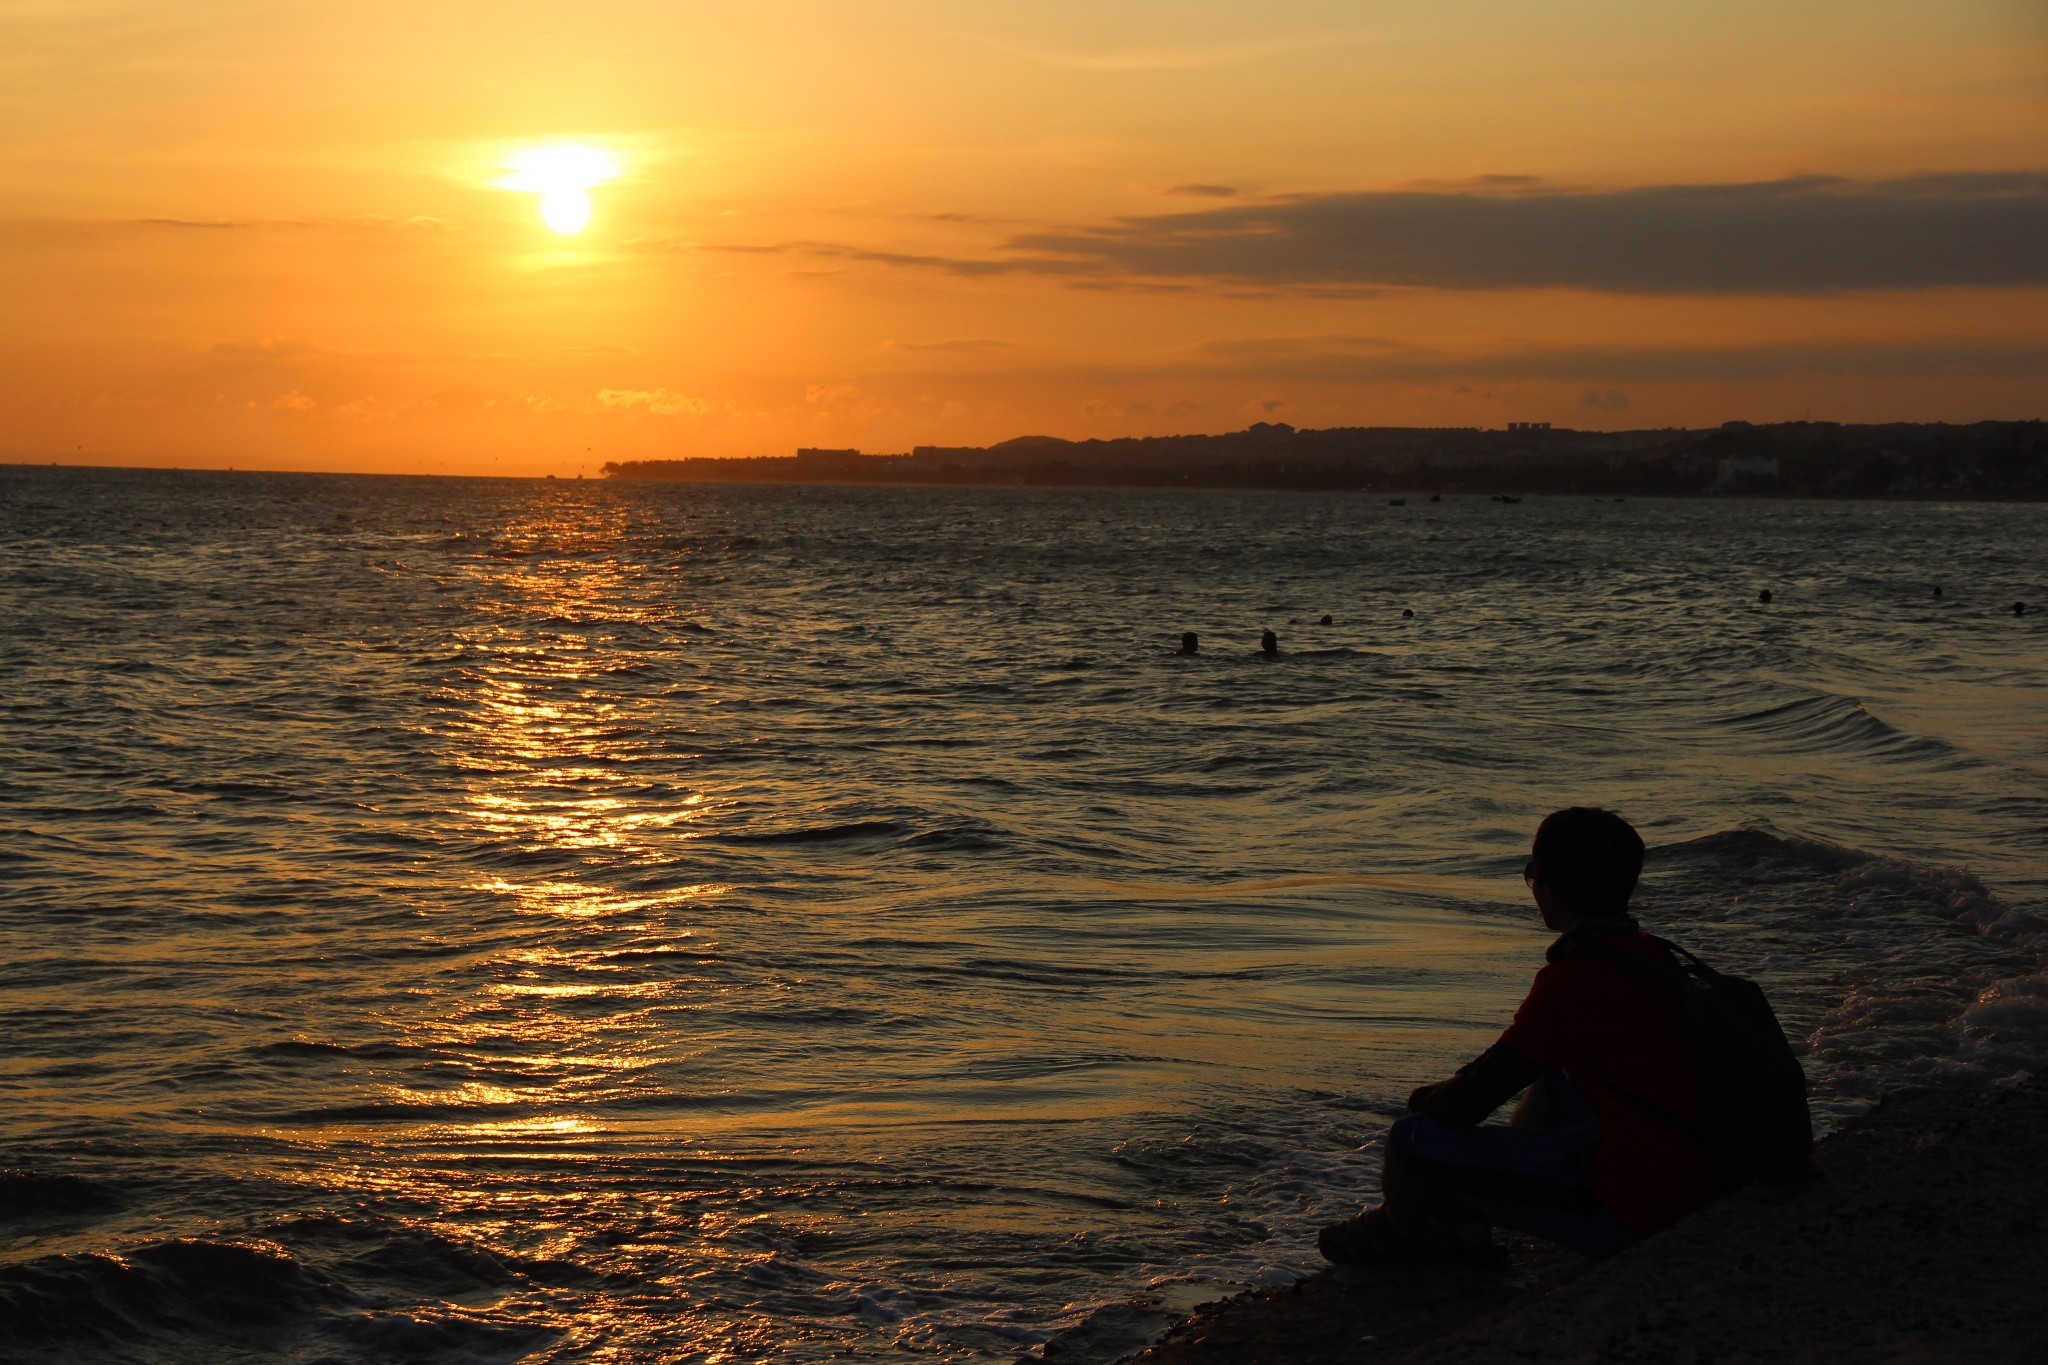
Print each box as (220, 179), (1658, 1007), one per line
(1568, 934), (1813, 1192)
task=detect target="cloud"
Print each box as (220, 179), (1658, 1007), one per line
(1173, 336), (2048, 384)
(1164, 183), (1238, 198)
(210, 336), (324, 361)
(1004, 172), (2048, 294)
(981, 36), (1305, 72)
(711, 173), (2048, 296)
(884, 338), (1014, 353)
(595, 387), (706, 416)
(417, 384), (535, 413)
(128, 215), (453, 233)
(704, 240), (1080, 278)
(1579, 388), (1631, 411)
(347, 215), (455, 231)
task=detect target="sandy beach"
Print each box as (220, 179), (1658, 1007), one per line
(1104, 1071), (2048, 1365)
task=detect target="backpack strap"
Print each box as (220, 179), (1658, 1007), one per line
(1560, 938), (1710, 1153)
(1569, 936), (1711, 991)
(1574, 1057), (1707, 1151)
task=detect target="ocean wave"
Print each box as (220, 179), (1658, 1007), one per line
(0, 1224), (581, 1362)
(1716, 694), (1971, 767)
(718, 819), (906, 844)
(901, 820), (1008, 852)
(1645, 826), (2048, 1115)
(0, 1171), (119, 1219)
(0, 1239), (358, 1350)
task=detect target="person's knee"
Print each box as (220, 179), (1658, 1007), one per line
(1509, 1073), (1575, 1130)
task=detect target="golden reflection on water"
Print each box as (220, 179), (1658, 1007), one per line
(329, 509), (739, 1184)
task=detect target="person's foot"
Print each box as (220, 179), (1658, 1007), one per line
(1317, 1206), (1421, 1266)
(1318, 1207), (1504, 1268)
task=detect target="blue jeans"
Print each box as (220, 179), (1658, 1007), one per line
(1387, 1078), (1641, 1257)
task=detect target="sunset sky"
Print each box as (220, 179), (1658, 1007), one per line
(4, 0), (2045, 475)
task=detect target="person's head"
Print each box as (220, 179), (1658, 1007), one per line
(1524, 807), (1644, 931)
(1179, 631), (1199, 654)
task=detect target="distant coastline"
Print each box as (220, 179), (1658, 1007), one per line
(602, 419), (2047, 500)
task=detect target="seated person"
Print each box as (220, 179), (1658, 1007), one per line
(1321, 807), (1715, 1263)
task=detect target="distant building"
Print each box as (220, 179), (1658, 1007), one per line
(1507, 422), (1552, 432)
(1710, 455), (1782, 493)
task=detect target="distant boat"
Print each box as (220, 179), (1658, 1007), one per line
(1388, 497), (1406, 506)
(1494, 494), (1522, 504)
(1428, 493), (1441, 502)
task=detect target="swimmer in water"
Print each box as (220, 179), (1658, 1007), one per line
(1260, 629), (1279, 655)
(1177, 632), (1200, 655)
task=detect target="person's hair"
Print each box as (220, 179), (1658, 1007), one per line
(1531, 807), (1645, 918)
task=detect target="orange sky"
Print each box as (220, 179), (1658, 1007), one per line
(3, 0), (2045, 474)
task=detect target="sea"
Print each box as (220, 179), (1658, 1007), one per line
(2, 466), (2044, 1364)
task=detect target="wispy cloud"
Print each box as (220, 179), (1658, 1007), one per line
(883, 338), (1015, 353)
(699, 173), (2048, 297)
(1170, 336), (2048, 383)
(121, 214), (454, 233)
(973, 35), (1310, 72)
(700, 239), (1084, 278)
(1007, 172), (2048, 295)
(595, 387), (706, 416)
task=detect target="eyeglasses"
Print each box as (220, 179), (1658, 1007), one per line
(1523, 858), (1541, 887)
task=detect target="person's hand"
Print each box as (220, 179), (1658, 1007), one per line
(1405, 1084), (1438, 1114)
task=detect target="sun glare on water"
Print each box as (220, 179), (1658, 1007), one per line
(501, 145), (620, 235)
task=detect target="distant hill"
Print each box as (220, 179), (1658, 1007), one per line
(601, 420), (2046, 498)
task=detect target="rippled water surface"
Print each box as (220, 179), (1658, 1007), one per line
(3, 468), (2045, 1362)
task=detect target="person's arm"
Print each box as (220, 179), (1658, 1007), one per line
(1407, 1042), (1545, 1128)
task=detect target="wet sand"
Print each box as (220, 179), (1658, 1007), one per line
(1101, 1071), (2048, 1365)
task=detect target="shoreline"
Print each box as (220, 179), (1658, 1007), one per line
(1067, 1070), (2048, 1364)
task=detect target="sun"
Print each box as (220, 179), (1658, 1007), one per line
(500, 145), (620, 235)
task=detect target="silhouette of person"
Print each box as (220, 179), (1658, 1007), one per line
(1758, 589), (1773, 604)
(2017, 603), (2029, 617)
(1177, 632), (1200, 655)
(1932, 585), (1943, 598)
(1319, 808), (1758, 1266)
(1320, 614), (1334, 626)
(1402, 608), (1414, 618)
(1260, 629), (1279, 655)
